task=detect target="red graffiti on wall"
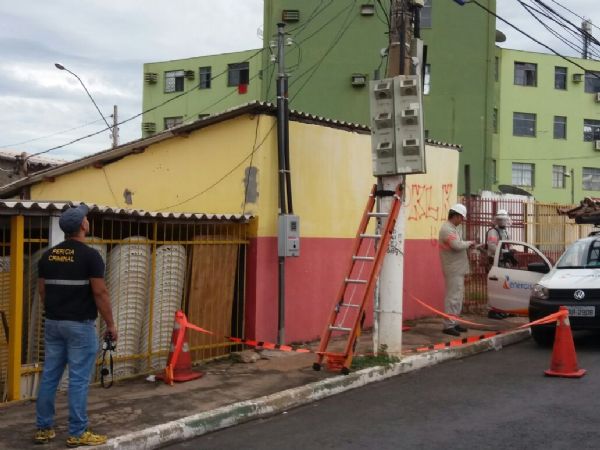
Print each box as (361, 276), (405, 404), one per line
(408, 183), (455, 222)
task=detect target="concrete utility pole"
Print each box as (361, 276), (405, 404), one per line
(582, 19), (592, 59)
(374, 0), (417, 356)
(112, 105), (119, 148)
(275, 22), (291, 345)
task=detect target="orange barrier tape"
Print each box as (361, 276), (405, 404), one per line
(226, 337), (312, 353)
(405, 291), (492, 328)
(414, 332), (503, 353)
(517, 309), (567, 329)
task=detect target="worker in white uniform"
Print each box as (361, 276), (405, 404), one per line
(438, 204), (476, 337)
(485, 209), (515, 319)
(485, 209), (511, 268)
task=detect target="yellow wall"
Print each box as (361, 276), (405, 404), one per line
(404, 146), (459, 240)
(30, 114), (458, 239)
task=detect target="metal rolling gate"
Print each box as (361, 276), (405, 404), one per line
(0, 203), (250, 403)
(461, 196), (592, 314)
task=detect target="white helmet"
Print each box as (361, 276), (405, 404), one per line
(495, 209), (510, 227)
(450, 203), (467, 218)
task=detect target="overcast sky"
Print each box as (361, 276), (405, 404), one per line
(0, 0), (598, 161)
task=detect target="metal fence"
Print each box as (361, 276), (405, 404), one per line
(461, 195), (593, 314)
(0, 207), (249, 403)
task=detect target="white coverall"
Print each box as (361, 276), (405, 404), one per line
(439, 221), (471, 329)
(486, 227), (509, 261)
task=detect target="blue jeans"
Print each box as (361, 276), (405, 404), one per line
(36, 319), (98, 437)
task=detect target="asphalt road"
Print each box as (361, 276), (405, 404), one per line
(166, 335), (600, 450)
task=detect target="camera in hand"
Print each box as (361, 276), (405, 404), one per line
(103, 333), (116, 352)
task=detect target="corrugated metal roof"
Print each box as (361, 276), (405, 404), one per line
(0, 150), (65, 166)
(0, 101), (461, 197)
(0, 200), (252, 222)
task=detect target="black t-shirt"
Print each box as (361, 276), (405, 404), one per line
(38, 239), (105, 321)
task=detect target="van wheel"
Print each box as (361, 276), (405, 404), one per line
(531, 327), (555, 347)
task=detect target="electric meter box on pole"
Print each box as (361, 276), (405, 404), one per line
(278, 214), (300, 257)
(369, 75), (426, 176)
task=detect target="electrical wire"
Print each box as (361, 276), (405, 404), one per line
(532, 0), (600, 46)
(25, 47), (267, 160)
(159, 121), (276, 211)
(517, 1), (600, 59)
(472, 0), (600, 81)
(289, 1), (360, 101)
(548, 0), (600, 34)
(0, 116), (110, 150)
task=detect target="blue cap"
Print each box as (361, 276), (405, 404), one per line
(59, 204), (89, 234)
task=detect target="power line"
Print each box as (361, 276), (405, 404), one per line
(289, 0), (360, 101)
(547, 0), (600, 35)
(472, 0), (600, 80)
(0, 116), (109, 150)
(26, 47), (267, 160)
(518, 1), (600, 60)
(159, 121), (276, 211)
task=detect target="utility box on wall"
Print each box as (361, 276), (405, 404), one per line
(278, 214), (300, 257)
(369, 75), (426, 176)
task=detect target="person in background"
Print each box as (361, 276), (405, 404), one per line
(439, 204), (477, 337)
(34, 205), (117, 447)
(485, 209), (516, 319)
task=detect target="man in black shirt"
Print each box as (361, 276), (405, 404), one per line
(34, 205), (117, 447)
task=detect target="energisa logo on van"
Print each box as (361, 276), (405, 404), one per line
(503, 275), (535, 290)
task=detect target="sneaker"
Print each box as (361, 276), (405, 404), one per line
(34, 428), (56, 444)
(454, 324), (468, 333)
(442, 327), (460, 337)
(488, 310), (506, 320)
(66, 430), (107, 448)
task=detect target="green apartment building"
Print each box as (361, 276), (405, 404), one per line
(142, 0), (497, 194)
(493, 48), (600, 203)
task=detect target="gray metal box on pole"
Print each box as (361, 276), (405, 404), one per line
(369, 75), (426, 176)
(278, 214), (300, 257)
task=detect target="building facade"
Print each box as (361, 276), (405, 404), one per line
(493, 48), (600, 203)
(141, 49), (262, 136)
(2, 102), (460, 344)
(141, 0), (496, 194)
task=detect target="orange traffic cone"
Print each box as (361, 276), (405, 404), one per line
(157, 311), (204, 385)
(544, 306), (586, 378)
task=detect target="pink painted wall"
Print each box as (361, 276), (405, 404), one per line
(245, 236), (445, 344)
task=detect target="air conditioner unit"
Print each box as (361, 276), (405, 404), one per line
(595, 92), (600, 103)
(142, 122), (156, 133)
(595, 140), (600, 151)
(351, 73), (367, 87)
(144, 72), (158, 84)
(184, 70), (195, 80)
(360, 4), (375, 15)
(282, 9), (300, 22)
(572, 73), (583, 83)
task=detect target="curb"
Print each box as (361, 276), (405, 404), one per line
(100, 329), (530, 449)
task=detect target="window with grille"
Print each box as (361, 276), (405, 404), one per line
(199, 66), (211, 89)
(165, 70), (184, 93)
(555, 67), (567, 90)
(164, 116), (183, 129)
(512, 162), (534, 187)
(552, 165), (566, 188)
(584, 119), (600, 141)
(553, 116), (567, 139)
(424, 64), (431, 95)
(514, 62), (537, 86)
(228, 62), (249, 87)
(493, 108), (498, 133)
(420, 0), (432, 28)
(583, 167), (600, 191)
(513, 112), (536, 137)
(584, 71), (600, 93)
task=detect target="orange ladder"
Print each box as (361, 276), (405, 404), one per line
(313, 183), (403, 374)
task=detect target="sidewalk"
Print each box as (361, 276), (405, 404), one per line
(0, 315), (528, 450)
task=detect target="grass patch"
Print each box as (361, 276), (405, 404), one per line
(351, 345), (400, 370)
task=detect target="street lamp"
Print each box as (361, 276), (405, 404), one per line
(54, 63), (117, 147)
